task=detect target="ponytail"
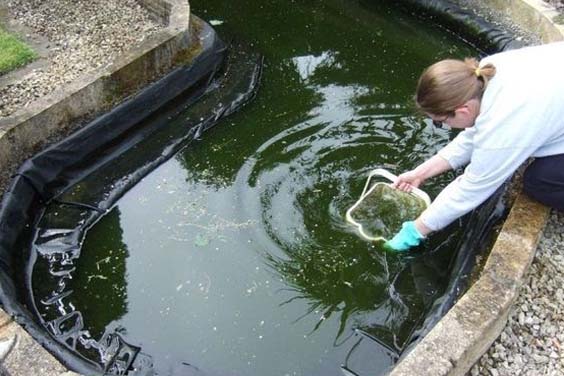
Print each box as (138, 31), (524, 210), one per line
(415, 58), (496, 115)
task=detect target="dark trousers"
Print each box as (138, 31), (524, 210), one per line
(523, 153), (564, 210)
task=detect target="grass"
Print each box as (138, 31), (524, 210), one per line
(0, 26), (36, 75)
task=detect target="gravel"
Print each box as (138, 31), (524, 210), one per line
(0, 0), (163, 117)
(470, 210), (564, 376)
(545, 0), (564, 10)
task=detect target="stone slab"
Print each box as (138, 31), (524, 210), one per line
(0, 319), (69, 376)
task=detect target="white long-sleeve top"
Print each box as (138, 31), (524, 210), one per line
(421, 42), (564, 231)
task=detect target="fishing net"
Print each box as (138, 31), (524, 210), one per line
(346, 169), (430, 242)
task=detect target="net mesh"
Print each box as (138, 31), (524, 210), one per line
(349, 184), (427, 240)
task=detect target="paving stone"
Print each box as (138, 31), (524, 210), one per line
(0, 309), (12, 328)
(0, 320), (68, 375)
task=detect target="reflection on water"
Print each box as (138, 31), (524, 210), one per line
(30, 0), (480, 374)
(67, 209), (129, 336)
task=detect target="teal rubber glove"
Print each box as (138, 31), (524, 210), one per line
(385, 221), (425, 252)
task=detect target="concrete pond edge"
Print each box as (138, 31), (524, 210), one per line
(486, 0), (564, 43)
(390, 2), (563, 374)
(0, 0), (562, 375)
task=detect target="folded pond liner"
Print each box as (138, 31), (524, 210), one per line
(0, 3), (522, 375)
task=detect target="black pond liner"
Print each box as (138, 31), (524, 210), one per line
(0, 3), (525, 376)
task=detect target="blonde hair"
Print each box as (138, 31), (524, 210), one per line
(415, 58), (496, 115)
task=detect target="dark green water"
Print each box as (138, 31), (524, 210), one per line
(33, 1), (480, 375)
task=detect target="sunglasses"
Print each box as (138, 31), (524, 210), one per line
(431, 111), (455, 128)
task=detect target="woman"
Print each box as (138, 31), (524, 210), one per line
(386, 42), (564, 251)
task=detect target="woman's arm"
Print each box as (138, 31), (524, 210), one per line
(393, 128), (475, 192)
(420, 144), (537, 232)
(392, 154), (452, 192)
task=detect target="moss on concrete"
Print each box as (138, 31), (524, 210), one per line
(172, 16), (204, 65)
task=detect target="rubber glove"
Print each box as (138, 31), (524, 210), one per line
(385, 221), (425, 252)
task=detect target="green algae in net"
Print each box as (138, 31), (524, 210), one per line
(346, 169), (430, 241)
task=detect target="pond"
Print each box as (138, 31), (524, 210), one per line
(29, 0), (480, 375)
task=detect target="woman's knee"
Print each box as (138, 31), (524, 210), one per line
(523, 155), (564, 210)
(523, 162), (543, 193)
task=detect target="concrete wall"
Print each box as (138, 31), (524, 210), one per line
(138, 0), (173, 24)
(488, 0), (564, 42)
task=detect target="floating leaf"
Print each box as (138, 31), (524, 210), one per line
(194, 234), (209, 247)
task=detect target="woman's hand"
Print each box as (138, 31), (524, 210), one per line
(384, 221), (424, 251)
(392, 170), (424, 192)
(391, 154), (452, 192)
(384, 219), (432, 251)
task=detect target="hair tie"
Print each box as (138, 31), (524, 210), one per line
(474, 67), (481, 77)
